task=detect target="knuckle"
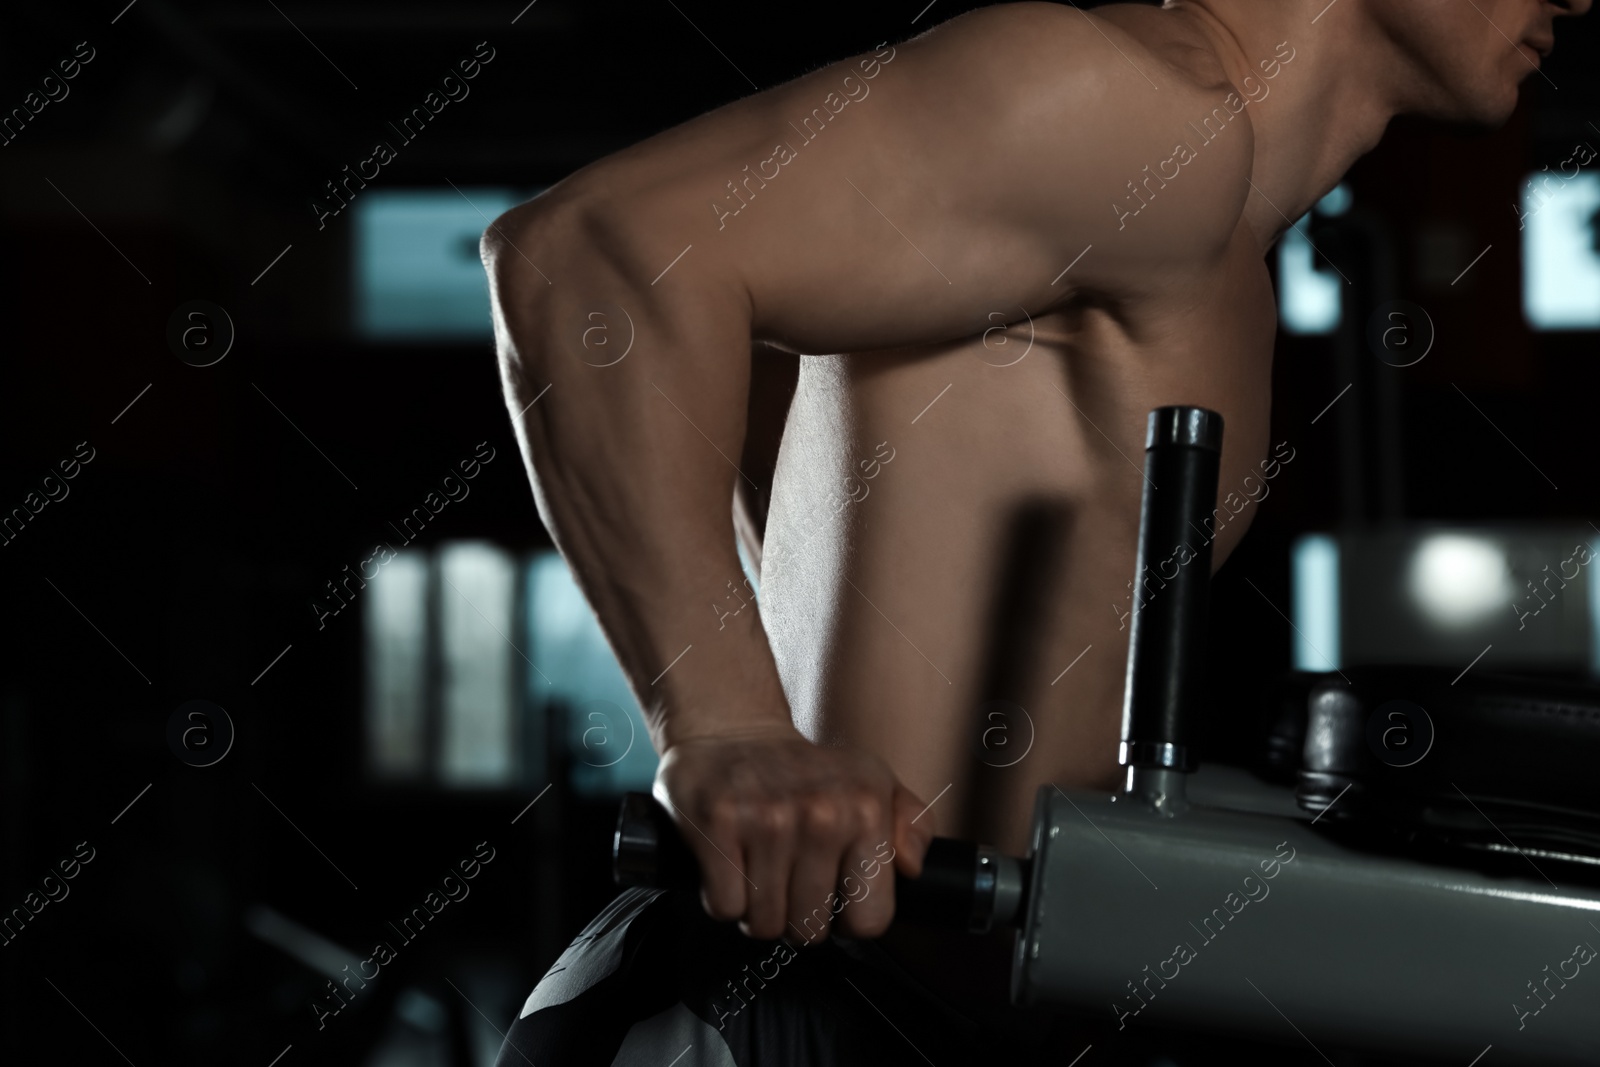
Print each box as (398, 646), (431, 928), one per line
(801, 796), (843, 837)
(755, 801), (796, 838)
(706, 795), (742, 835)
(852, 788), (885, 830)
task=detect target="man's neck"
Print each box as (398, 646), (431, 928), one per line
(1161, 0), (1409, 251)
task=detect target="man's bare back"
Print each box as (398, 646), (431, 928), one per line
(484, 0), (1582, 970)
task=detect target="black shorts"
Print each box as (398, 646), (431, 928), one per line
(494, 887), (1135, 1067)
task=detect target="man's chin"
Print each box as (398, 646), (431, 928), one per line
(1430, 82), (1524, 132)
(1488, 81), (1529, 126)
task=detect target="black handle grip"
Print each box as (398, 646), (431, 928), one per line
(613, 793), (1026, 932)
(1120, 406), (1224, 774)
(614, 792), (700, 888)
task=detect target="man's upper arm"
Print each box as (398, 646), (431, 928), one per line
(554, 3), (1190, 355)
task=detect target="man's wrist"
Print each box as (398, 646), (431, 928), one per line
(637, 601), (794, 750)
(653, 712), (800, 753)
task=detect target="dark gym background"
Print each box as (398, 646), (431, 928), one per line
(2, 1), (1597, 1064)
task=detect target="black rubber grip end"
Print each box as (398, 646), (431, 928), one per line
(614, 792), (698, 889)
(893, 837), (977, 927)
(1146, 406), (1224, 453)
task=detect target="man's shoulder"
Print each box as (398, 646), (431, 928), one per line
(922, 3), (1258, 261)
(927, 2), (1232, 95)
(921, 2), (1258, 177)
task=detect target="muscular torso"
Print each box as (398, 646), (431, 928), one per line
(747, 179), (1278, 1011)
(760, 219), (1277, 856)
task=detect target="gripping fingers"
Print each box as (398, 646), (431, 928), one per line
(833, 785), (898, 937)
(738, 806), (797, 940)
(785, 797), (856, 944)
(891, 782), (935, 879)
(689, 803), (750, 923)
(790, 787), (902, 942)
(834, 838), (898, 938)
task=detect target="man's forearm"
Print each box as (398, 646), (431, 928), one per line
(484, 198), (794, 752)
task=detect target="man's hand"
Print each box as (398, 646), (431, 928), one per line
(656, 725), (933, 943)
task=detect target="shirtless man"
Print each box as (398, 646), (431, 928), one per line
(483, 1), (1587, 1062)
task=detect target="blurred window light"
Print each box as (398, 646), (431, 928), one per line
(364, 540), (534, 788)
(1316, 183), (1353, 217)
(364, 550), (430, 780)
(363, 542), (658, 793)
(525, 551), (658, 797)
(437, 542), (519, 786)
(1407, 535), (1513, 629)
(353, 188), (534, 340)
(1522, 171), (1600, 330)
(1307, 528), (1595, 673)
(1278, 213), (1341, 335)
(1292, 534), (1340, 670)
